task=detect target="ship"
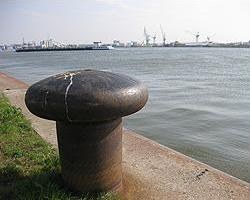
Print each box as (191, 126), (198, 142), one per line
(16, 39), (114, 52)
(16, 46), (114, 52)
(184, 42), (211, 47)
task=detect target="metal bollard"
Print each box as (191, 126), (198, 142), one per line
(25, 69), (148, 194)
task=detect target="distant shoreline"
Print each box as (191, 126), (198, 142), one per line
(14, 45), (250, 52)
(1, 43), (250, 53)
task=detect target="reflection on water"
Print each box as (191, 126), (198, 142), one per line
(1, 47), (250, 182)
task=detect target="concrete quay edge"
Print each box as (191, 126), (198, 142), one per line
(1, 72), (249, 200)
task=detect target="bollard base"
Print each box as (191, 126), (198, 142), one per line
(56, 118), (123, 193)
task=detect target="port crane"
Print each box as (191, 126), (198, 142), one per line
(160, 25), (166, 46)
(186, 31), (200, 43)
(195, 32), (200, 43)
(206, 34), (215, 43)
(144, 27), (150, 46)
(152, 34), (156, 45)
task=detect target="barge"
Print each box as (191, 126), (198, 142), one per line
(16, 46), (114, 52)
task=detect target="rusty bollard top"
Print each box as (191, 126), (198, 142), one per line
(25, 69), (148, 122)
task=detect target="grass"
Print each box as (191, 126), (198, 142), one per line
(0, 94), (119, 200)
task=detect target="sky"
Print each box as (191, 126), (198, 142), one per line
(1, 0), (250, 44)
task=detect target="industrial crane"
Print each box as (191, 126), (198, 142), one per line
(186, 31), (200, 43)
(206, 34), (215, 43)
(160, 25), (166, 46)
(152, 34), (156, 45)
(144, 27), (150, 46)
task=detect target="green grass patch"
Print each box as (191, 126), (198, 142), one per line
(0, 95), (118, 200)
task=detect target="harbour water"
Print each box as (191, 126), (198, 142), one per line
(0, 47), (249, 182)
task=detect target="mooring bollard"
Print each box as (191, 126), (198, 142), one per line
(25, 69), (148, 193)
